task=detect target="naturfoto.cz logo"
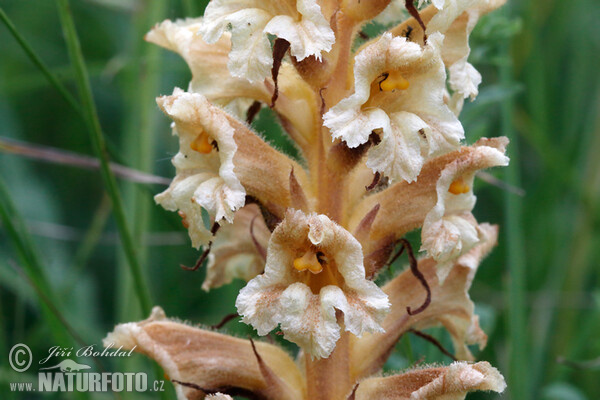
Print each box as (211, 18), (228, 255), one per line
(8, 343), (165, 393)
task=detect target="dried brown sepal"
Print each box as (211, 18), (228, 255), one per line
(270, 38), (291, 108)
(249, 338), (299, 400)
(353, 362), (506, 399)
(103, 307), (306, 400)
(245, 196), (283, 232)
(404, 0), (428, 43)
(246, 101), (262, 125)
(289, 167), (310, 211)
(353, 203), (380, 244)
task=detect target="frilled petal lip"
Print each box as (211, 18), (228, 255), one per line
(236, 209), (389, 358)
(103, 307), (306, 400)
(155, 89), (246, 247)
(199, 0), (334, 83)
(353, 361), (506, 399)
(350, 224), (498, 380)
(346, 137), (509, 249)
(420, 139), (509, 278)
(323, 32), (464, 183)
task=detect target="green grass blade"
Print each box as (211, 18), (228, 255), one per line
(0, 6), (82, 116)
(55, 0), (152, 315)
(501, 41), (530, 399)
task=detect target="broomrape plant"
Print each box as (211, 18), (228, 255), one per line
(105, 0), (510, 398)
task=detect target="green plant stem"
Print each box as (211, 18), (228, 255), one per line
(55, 0), (152, 315)
(501, 44), (529, 399)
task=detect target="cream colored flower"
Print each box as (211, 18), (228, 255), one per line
(155, 88), (311, 248)
(202, 204), (270, 291)
(199, 0), (335, 83)
(353, 361), (506, 399)
(392, 0), (507, 113)
(351, 224), (498, 379)
(236, 209), (389, 358)
(323, 32), (463, 183)
(421, 138), (509, 281)
(155, 89), (245, 248)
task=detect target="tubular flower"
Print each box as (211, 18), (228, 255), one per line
(390, 0), (507, 113)
(155, 88), (309, 247)
(202, 203), (270, 291)
(107, 0), (512, 398)
(236, 209), (390, 359)
(323, 32), (464, 183)
(421, 138), (509, 281)
(155, 89), (246, 248)
(199, 0), (335, 83)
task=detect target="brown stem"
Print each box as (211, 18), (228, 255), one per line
(305, 330), (352, 400)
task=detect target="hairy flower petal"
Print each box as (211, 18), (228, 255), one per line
(103, 307), (305, 400)
(324, 32), (463, 182)
(347, 137), (508, 261)
(351, 225), (497, 379)
(200, 0), (334, 83)
(156, 89), (311, 248)
(421, 139), (509, 281)
(236, 209), (389, 358)
(391, 0), (507, 113)
(354, 361), (506, 399)
(156, 89), (245, 247)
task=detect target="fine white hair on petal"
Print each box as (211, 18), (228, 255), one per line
(199, 0), (334, 83)
(155, 89), (246, 248)
(324, 32), (464, 183)
(236, 209), (390, 358)
(421, 143), (509, 281)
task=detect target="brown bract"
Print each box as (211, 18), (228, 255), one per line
(108, 0), (511, 398)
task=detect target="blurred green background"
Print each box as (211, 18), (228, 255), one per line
(0, 0), (598, 399)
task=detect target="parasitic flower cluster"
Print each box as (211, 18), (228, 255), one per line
(105, 0), (510, 398)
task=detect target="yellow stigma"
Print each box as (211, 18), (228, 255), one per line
(293, 249), (323, 274)
(448, 178), (470, 195)
(190, 131), (213, 154)
(380, 70), (410, 92)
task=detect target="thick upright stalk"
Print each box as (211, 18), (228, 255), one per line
(306, 331), (352, 400)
